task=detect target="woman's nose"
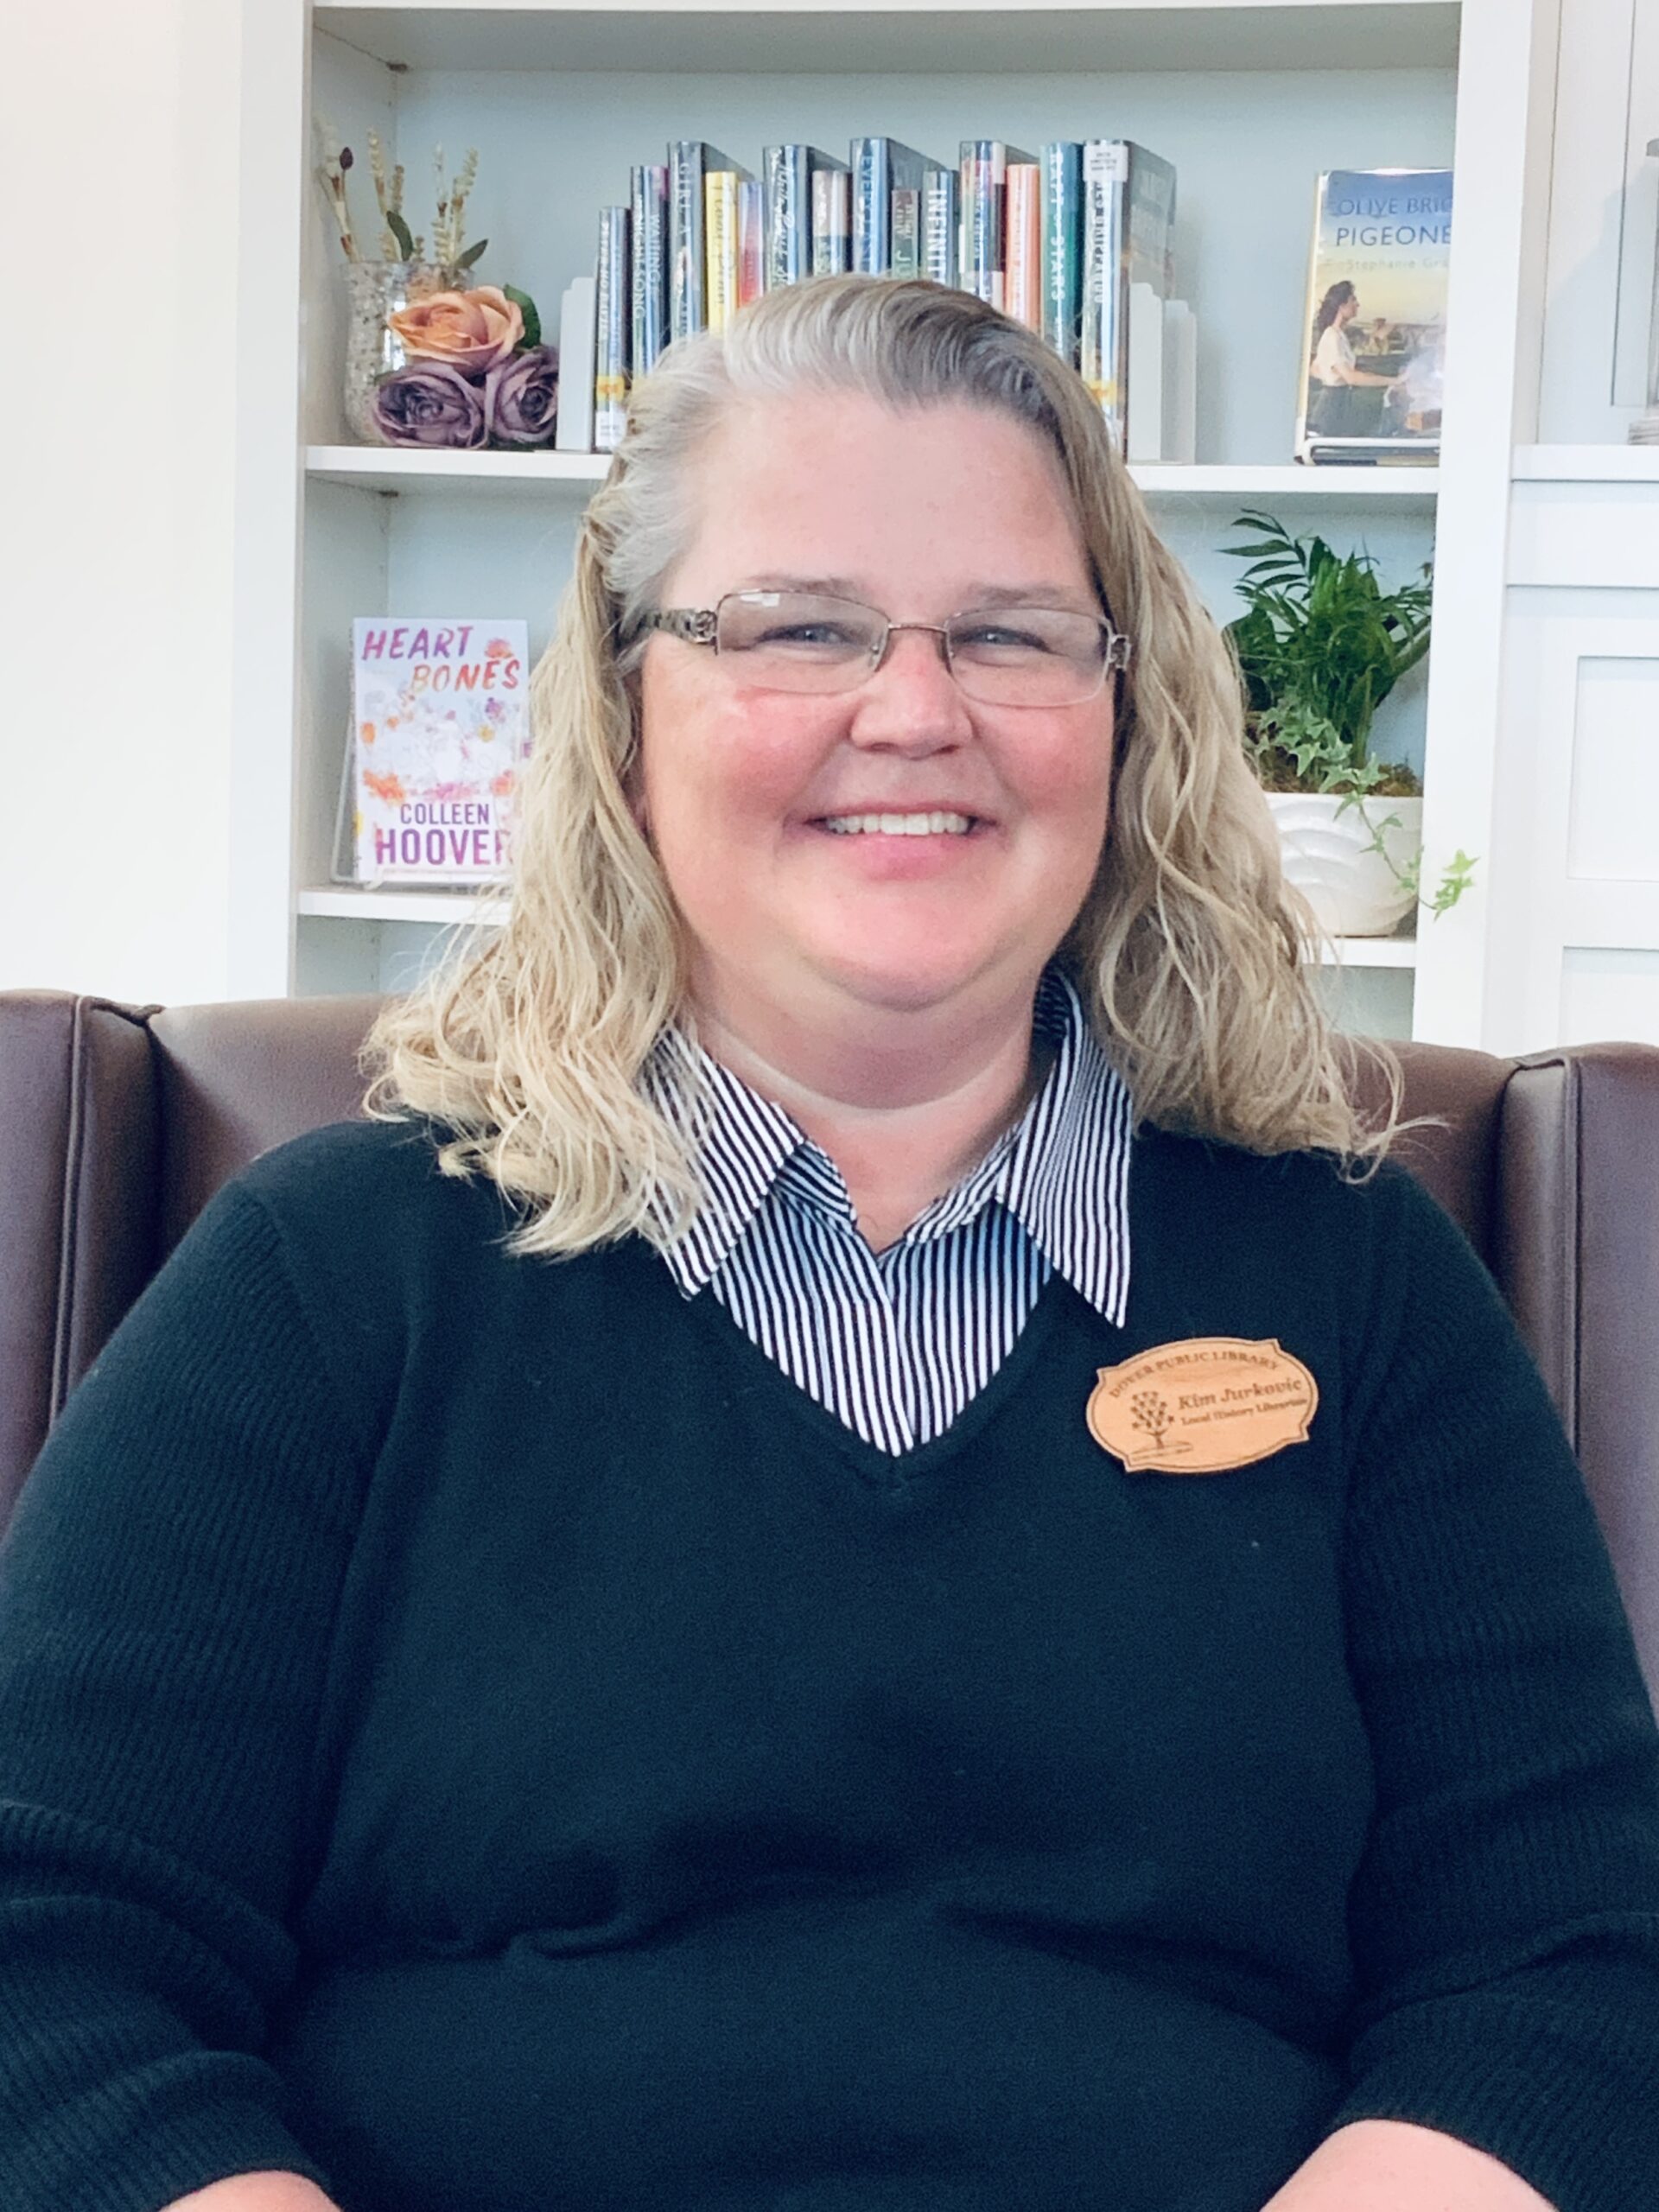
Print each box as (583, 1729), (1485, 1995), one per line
(844, 625), (976, 750)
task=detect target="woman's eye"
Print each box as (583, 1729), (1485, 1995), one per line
(761, 624), (858, 648)
(959, 624), (1052, 654)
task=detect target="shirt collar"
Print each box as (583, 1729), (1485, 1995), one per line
(642, 968), (1134, 1325)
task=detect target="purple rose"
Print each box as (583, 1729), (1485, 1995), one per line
(371, 359), (488, 449)
(485, 343), (561, 448)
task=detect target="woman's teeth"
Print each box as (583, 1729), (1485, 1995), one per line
(820, 811), (975, 836)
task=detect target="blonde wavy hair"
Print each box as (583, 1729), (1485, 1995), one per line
(363, 274), (1405, 1255)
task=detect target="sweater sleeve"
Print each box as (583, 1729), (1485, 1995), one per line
(0, 1178), (371, 2212)
(1331, 1164), (1659, 2212)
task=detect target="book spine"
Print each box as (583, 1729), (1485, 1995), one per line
(812, 168), (851, 275)
(1006, 162), (1042, 330)
(630, 162), (668, 378)
(668, 142), (705, 341)
(788, 149), (816, 285)
(891, 186), (920, 278)
(1081, 140), (1128, 443)
(1127, 150), (1177, 299)
(852, 137), (890, 274)
(764, 145), (805, 290)
(705, 169), (738, 330)
(594, 204), (630, 452)
(959, 141), (993, 304)
(737, 178), (765, 308)
(1041, 142), (1082, 365)
(989, 143), (1010, 314)
(922, 166), (957, 287)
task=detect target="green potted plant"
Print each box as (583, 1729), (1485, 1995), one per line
(1221, 509), (1475, 934)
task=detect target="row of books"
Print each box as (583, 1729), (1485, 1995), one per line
(551, 136), (1182, 459)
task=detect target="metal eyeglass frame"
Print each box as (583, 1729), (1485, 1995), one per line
(639, 592), (1134, 700)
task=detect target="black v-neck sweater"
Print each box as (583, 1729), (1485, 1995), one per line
(3, 1115), (1658, 2212)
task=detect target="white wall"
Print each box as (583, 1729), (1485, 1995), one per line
(2, 3), (243, 1002)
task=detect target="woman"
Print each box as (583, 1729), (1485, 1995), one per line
(1306, 281), (1401, 438)
(3, 276), (1657, 2212)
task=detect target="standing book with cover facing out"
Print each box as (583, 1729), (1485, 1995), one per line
(1296, 167), (1452, 464)
(630, 163), (669, 380)
(669, 143), (746, 340)
(350, 620), (531, 886)
(1079, 140), (1177, 455)
(594, 204), (630, 452)
(812, 167), (852, 275)
(765, 146), (849, 290)
(852, 138), (947, 276)
(959, 140), (1036, 312)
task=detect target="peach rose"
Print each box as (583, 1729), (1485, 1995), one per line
(389, 286), (524, 377)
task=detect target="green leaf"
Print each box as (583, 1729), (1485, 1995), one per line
(1225, 505), (1433, 783)
(1428, 849), (1479, 916)
(502, 283), (542, 350)
(455, 237), (488, 270)
(386, 208), (415, 257)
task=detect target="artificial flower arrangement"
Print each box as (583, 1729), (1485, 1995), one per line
(316, 132), (559, 450)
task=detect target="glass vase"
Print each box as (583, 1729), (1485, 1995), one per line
(342, 260), (469, 444)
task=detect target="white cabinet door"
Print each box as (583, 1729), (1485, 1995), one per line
(1499, 582), (1659, 1052)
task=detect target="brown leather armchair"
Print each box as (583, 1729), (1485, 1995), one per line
(3, 988), (1658, 1707)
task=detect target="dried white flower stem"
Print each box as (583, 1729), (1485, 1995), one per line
(366, 129), (398, 261)
(315, 118), (360, 259)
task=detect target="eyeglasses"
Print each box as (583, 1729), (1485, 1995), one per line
(640, 590), (1132, 708)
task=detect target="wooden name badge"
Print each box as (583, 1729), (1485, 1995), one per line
(1087, 1337), (1319, 1475)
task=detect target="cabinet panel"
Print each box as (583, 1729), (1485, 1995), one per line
(1566, 656), (1659, 878)
(1499, 598), (1659, 1051)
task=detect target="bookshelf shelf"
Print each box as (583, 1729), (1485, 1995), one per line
(306, 447), (1440, 504)
(1512, 444), (1659, 483)
(315, 3), (1462, 79)
(1319, 933), (1420, 969)
(298, 886), (512, 924)
(298, 883), (1421, 970)
(306, 446), (608, 493)
(1123, 463), (1437, 501)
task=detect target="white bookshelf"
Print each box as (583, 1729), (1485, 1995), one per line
(225, 0), (1561, 1045)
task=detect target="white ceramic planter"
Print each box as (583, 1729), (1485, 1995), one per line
(1265, 792), (1423, 938)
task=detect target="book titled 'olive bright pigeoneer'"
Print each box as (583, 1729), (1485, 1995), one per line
(1296, 167), (1452, 467)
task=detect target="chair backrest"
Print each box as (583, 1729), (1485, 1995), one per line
(3, 988), (1657, 1700)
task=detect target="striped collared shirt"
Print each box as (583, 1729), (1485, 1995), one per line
(643, 969), (1134, 1456)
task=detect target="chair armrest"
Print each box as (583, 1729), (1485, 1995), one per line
(1498, 1043), (1659, 1700)
(0, 993), (162, 1529)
